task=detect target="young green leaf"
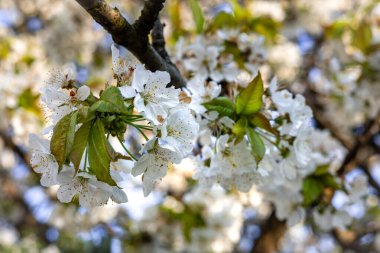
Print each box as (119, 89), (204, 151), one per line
(249, 113), (278, 135)
(232, 117), (247, 143)
(50, 111), (78, 170)
(302, 169), (341, 206)
(188, 0), (204, 33)
(88, 119), (117, 186)
(303, 177), (324, 206)
(77, 106), (96, 123)
(352, 20), (372, 54)
(208, 12), (237, 32)
(203, 97), (235, 118)
(235, 72), (264, 115)
(247, 128), (265, 163)
(91, 86), (129, 114)
(69, 121), (92, 173)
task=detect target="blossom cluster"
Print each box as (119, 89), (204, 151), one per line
(29, 44), (199, 208)
(29, 25), (370, 234)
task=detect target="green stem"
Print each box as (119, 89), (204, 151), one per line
(131, 124), (150, 140)
(117, 137), (138, 161)
(257, 129), (280, 149)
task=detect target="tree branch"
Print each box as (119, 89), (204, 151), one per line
(337, 113), (380, 176)
(134, 0), (166, 37)
(303, 90), (354, 149)
(0, 131), (31, 170)
(74, 0), (186, 88)
(152, 19), (171, 62)
(250, 212), (286, 253)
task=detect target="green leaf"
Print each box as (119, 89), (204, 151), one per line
(352, 20), (373, 54)
(229, 0), (251, 20)
(302, 177), (324, 206)
(69, 121), (92, 173)
(313, 164), (330, 176)
(91, 86), (129, 114)
(249, 113), (278, 135)
(249, 17), (281, 42)
(50, 112), (78, 170)
(321, 174), (340, 190)
(325, 20), (349, 39)
(88, 119), (117, 186)
(235, 72), (264, 115)
(18, 88), (42, 115)
(203, 97), (235, 118)
(188, 0), (204, 33)
(247, 128), (265, 163)
(208, 12), (237, 31)
(77, 106), (96, 123)
(168, 0), (186, 42)
(232, 117), (247, 143)
(0, 40), (11, 60)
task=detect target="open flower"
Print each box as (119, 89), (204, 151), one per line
(29, 134), (59, 187)
(183, 42), (219, 80)
(187, 76), (221, 114)
(133, 69), (180, 125)
(159, 109), (199, 158)
(41, 85), (90, 123)
(57, 167), (127, 208)
(132, 140), (182, 196)
(111, 44), (139, 98)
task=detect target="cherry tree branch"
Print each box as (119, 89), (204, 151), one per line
(74, 0), (186, 88)
(0, 131), (31, 170)
(336, 113), (380, 176)
(250, 212), (286, 253)
(134, 0), (166, 37)
(152, 19), (171, 62)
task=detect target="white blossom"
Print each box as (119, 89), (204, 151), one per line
(132, 140), (182, 196)
(111, 44), (140, 98)
(187, 76), (221, 114)
(40, 85), (90, 123)
(56, 167), (126, 208)
(183, 42), (219, 80)
(29, 134), (59, 187)
(133, 68), (180, 125)
(159, 109), (199, 157)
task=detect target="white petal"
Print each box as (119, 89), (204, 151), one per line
(77, 86), (90, 101)
(28, 134), (50, 153)
(40, 168), (58, 187)
(57, 183), (77, 203)
(142, 177), (155, 197)
(119, 86), (136, 98)
(148, 70), (171, 86)
(132, 65), (150, 92)
(132, 154), (149, 176)
(111, 188), (128, 203)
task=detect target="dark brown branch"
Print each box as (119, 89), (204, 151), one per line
(295, 34), (354, 149)
(361, 164), (380, 193)
(152, 19), (171, 62)
(134, 0), (166, 37)
(75, 0), (186, 88)
(337, 113), (380, 176)
(0, 131), (31, 170)
(303, 90), (353, 149)
(251, 212), (286, 253)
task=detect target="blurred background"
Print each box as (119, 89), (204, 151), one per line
(1, 0), (380, 252)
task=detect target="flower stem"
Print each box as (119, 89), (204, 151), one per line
(117, 137), (138, 161)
